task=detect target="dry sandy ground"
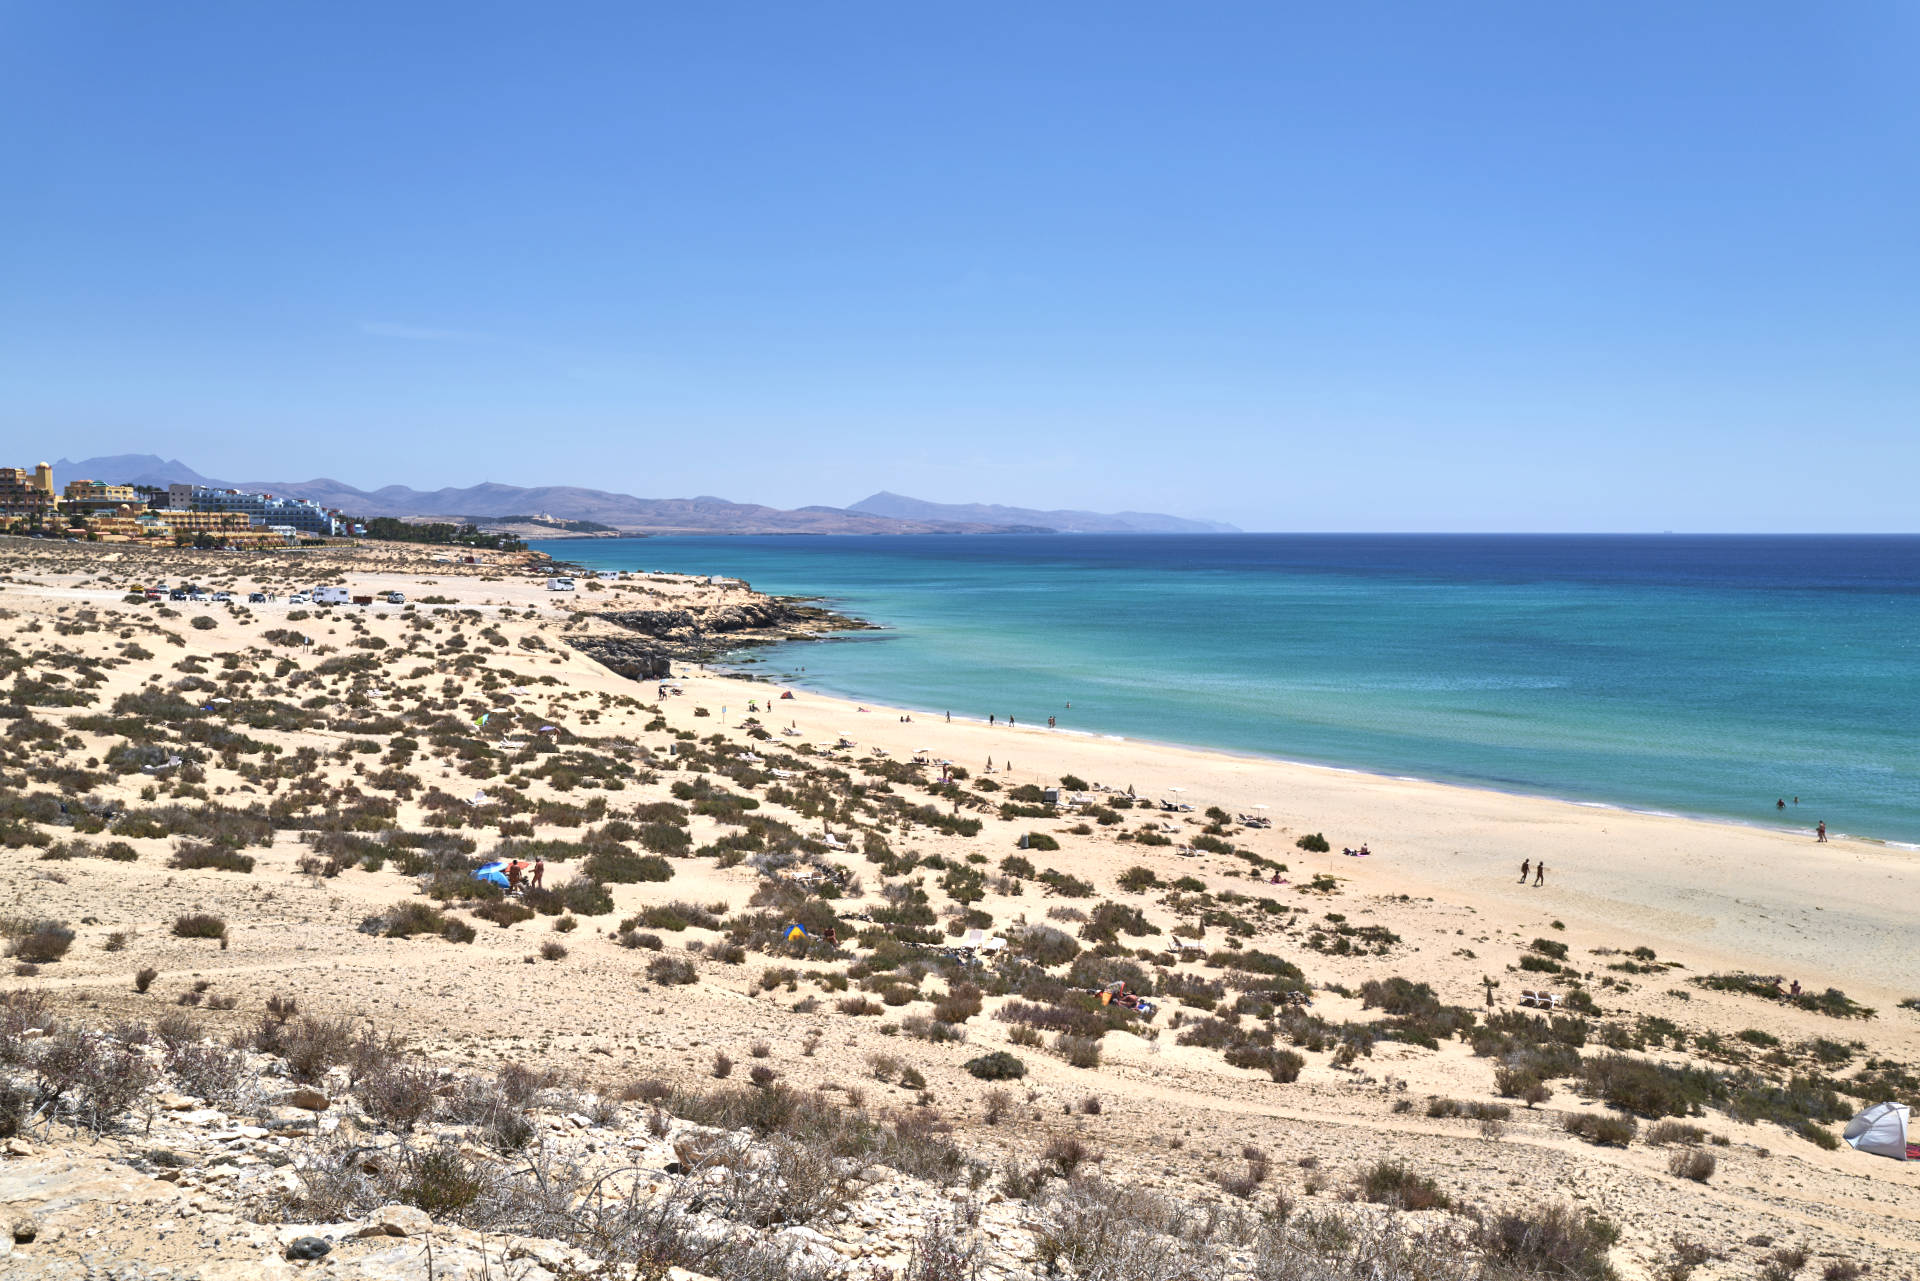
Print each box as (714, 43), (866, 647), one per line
(1, 539), (1916, 1279)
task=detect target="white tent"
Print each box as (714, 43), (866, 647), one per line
(1843, 1102), (1910, 1160)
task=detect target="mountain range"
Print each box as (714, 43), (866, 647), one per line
(847, 491), (1235, 534)
(47, 455), (1236, 536)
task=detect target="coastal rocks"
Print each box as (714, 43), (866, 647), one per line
(569, 593), (866, 679)
(563, 636), (670, 681)
(596, 601), (809, 640)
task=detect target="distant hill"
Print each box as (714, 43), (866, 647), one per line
(49, 455), (217, 489)
(45, 456), (993, 535)
(46, 457), (1234, 536)
(847, 491), (1236, 534)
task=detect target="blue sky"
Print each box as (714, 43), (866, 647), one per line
(2, 3), (1915, 531)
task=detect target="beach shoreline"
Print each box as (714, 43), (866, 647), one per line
(707, 629), (1905, 850)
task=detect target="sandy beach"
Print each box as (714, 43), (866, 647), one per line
(1, 538), (1915, 1279)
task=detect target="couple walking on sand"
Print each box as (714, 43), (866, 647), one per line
(1518, 858), (1545, 886)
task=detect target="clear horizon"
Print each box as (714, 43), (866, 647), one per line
(4, 4), (1916, 533)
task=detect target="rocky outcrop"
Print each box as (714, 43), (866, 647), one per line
(568, 596), (871, 683)
(594, 600), (817, 642)
(563, 635), (672, 681)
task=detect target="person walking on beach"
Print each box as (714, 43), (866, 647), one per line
(531, 857), (545, 890)
(1519, 859), (1530, 884)
(1816, 821), (1827, 843)
(989, 714), (995, 725)
(945, 711), (951, 723)
(1534, 861), (1546, 887)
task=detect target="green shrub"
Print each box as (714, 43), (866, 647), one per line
(1224, 1044), (1305, 1082)
(1038, 869), (1093, 898)
(1579, 1053), (1721, 1118)
(1295, 832), (1330, 853)
(473, 899), (535, 928)
(583, 848), (674, 884)
(964, 1051), (1027, 1081)
(1024, 833), (1060, 852)
(170, 842), (255, 873)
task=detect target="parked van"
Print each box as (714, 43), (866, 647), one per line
(312, 587), (352, 606)
(546, 578), (576, 592)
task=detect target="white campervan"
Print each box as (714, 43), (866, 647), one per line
(546, 577), (576, 592)
(312, 587), (352, 606)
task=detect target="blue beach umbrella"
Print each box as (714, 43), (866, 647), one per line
(473, 861), (511, 889)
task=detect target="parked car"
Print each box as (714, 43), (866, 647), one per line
(288, 593), (310, 605)
(247, 592), (268, 603)
(169, 589), (188, 601)
(212, 591), (232, 603)
(385, 591), (406, 605)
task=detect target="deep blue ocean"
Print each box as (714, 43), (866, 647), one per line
(533, 535), (1920, 844)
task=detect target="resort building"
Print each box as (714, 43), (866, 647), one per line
(61, 479), (141, 513)
(0, 464), (58, 522)
(165, 484), (343, 536)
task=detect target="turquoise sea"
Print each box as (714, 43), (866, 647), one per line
(533, 535), (1920, 845)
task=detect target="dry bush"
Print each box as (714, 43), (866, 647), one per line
(7, 921), (75, 964)
(647, 956), (698, 985)
(1035, 1175), (1231, 1281)
(31, 1027), (156, 1132)
(1563, 1110), (1637, 1147)
(1478, 1203), (1620, 1281)
(1646, 1120), (1709, 1146)
(358, 1064), (439, 1131)
(172, 913), (228, 940)
(1252, 1212), (1477, 1281)
(1668, 1147), (1716, 1182)
(167, 1040), (248, 1104)
(1056, 1034), (1102, 1070)
(1357, 1160), (1452, 1211)
(1043, 1134), (1101, 1178)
